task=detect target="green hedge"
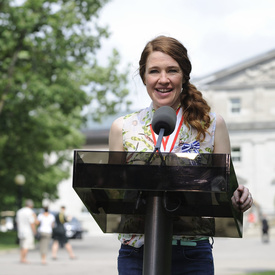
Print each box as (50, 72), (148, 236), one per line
(0, 231), (19, 250)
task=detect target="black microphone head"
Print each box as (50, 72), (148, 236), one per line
(151, 106), (177, 136)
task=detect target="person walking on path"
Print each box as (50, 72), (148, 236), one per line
(262, 215), (269, 243)
(51, 206), (76, 260)
(16, 199), (37, 264)
(36, 206), (55, 264)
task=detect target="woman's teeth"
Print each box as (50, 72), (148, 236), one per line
(156, 89), (172, 93)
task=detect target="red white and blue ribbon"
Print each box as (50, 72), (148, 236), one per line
(181, 140), (200, 153)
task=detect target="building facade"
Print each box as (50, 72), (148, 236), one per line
(197, 49), (275, 215)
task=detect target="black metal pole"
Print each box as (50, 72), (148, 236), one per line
(143, 192), (173, 275)
(17, 185), (23, 210)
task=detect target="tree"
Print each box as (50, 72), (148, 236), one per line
(0, 0), (131, 211)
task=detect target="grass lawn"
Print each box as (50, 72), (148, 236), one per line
(240, 272), (275, 275)
(0, 231), (19, 250)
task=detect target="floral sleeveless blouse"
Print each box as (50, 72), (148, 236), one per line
(119, 103), (216, 247)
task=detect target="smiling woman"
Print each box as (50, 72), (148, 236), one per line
(137, 35), (211, 142)
(109, 35), (253, 275)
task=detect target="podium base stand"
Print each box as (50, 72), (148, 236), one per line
(143, 193), (173, 275)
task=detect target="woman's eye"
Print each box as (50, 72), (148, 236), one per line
(168, 69), (178, 73)
(149, 70), (159, 74)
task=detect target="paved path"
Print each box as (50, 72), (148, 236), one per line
(1, 228), (274, 275)
(214, 234), (275, 274)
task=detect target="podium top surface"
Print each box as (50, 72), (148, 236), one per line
(75, 150), (230, 166)
(73, 150), (232, 193)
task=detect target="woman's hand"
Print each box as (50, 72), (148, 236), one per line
(231, 185), (253, 212)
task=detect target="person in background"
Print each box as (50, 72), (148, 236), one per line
(36, 206), (55, 264)
(261, 214), (269, 243)
(109, 35), (253, 275)
(16, 199), (37, 264)
(51, 206), (76, 260)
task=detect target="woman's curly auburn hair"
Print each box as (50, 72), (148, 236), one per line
(139, 36), (211, 142)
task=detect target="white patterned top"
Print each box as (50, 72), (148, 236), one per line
(119, 103), (216, 247)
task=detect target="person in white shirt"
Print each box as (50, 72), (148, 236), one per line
(37, 206), (55, 265)
(16, 199), (37, 264)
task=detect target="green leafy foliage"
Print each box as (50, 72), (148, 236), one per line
(0, 0), (131, 211)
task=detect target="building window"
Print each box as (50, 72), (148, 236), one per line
(231, 147), (241, 162)
(230, 98), (241, 114)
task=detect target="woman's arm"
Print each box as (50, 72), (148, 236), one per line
(108, 116), (125, 165)
(109, 116), (124, 151)
(213, 113), (231, 154)
(214, 113), (253, 212)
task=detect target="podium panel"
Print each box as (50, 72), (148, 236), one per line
(73, 150), (243, 237)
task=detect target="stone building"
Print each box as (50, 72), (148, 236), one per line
(196, 49), (275, 216)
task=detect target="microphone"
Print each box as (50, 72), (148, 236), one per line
(151, 106), (177, 151)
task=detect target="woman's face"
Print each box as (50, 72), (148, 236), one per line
(144, 51), (184, 110)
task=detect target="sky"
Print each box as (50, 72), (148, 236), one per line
(96, 0), (275, 110)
